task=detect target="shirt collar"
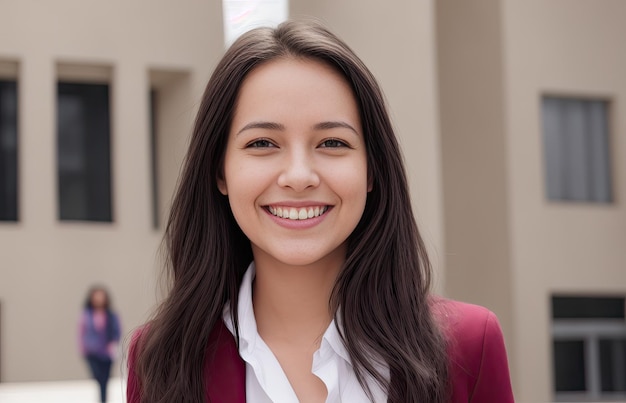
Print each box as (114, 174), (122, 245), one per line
(321, 313), (352, 365)
(223, 262), (352, 365)
(223, 261), (259, 356)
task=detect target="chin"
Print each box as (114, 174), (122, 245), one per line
(252, 241), (348, 269)
(276, 255), (327, 267)
(276, 249), (346, 269)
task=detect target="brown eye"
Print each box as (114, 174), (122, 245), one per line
(247, 139), (276, 148)
(320, 138), (348, 148)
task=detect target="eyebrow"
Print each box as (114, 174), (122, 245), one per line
(313, 121), (359, 134)
(236, 121), (285, 135)
(236, 120), (358, 135)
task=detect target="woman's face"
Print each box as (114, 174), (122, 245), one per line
(90, 289), (107, 309)
(218, 57), (369, 269)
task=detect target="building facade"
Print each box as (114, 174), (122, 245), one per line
(0, 0), (224, 382)
(1, 1), (625, 401)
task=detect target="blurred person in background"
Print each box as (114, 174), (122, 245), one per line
(79, 285), (121, 403)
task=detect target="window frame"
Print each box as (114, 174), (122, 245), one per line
(552, 296), (626, 402)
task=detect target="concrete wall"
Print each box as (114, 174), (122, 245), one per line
(502, 1), (626, 400)
(0, 0), (223, 381)
(437, 1), (626, 401)
(435, 0), (516, 393)
(2, 1), (625, 401)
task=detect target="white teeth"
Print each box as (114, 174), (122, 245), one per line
(268, 206), (328, 220)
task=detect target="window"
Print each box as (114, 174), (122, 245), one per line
(552, 295), (626, 401)
(542, 96), (612, 203)
(0, 79), (18, 221)
(57, 82), (112, 222)
(222, 0), (288, 47)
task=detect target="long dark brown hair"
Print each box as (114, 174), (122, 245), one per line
(133, 19), (448, 402)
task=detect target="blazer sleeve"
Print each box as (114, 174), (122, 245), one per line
(443, 300), (515, 402)
(469, 311), (515, 402)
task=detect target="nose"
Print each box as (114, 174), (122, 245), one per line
(277, 149), (320, 192)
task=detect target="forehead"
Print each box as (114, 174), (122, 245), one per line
(232, 57), (360, 127)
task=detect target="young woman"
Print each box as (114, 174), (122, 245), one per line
(127, 20), (514, 403)
(79, 285), (121, 403)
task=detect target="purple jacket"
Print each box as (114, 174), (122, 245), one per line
(128, 299), (514, 402)
(79, 309), (121, 359)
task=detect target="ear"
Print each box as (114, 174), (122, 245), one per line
(217, 174), (228, 195)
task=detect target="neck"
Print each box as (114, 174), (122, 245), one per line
(252, 252), (344, 346)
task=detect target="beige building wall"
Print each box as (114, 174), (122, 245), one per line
(502, 1), (626, 401)
(2, 1), (625, 401)
(435, 0), (516, 392)
(438, 1), (626, 401)
(0, 0), (224, 381)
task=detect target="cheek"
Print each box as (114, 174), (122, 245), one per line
(223, 164), (266, 221)
(329, 167), (369, 210)
(334, 158), (369, 195)
(226, 187), (264, 247)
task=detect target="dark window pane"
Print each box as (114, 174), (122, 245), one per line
(542, 96), (612, 203)
(600, 338), (626, 392)
(552, 296), (625, 319)
(554, 340), (587, 392)
(57, 82), (112, 222)
(0, 80), (18, 221)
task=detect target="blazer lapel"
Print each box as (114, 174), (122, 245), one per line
(205, 320), (246, 403)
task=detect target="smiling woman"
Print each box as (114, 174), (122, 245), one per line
(218, 58), (368, 273)
(127, 20), (514, 403)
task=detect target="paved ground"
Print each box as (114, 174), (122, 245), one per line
(0, 377), (125, 402)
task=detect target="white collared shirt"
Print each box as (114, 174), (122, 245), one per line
(223, 262), (388, 402)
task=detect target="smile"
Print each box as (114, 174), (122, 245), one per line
(267, 205), (329, 220)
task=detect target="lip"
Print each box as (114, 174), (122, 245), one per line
(265, 200), (330, 208)
(262, 203), (333, 230)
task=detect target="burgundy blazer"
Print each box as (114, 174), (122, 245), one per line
(127, 299), (514, 402)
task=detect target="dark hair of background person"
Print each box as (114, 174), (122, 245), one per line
(133, 19), (449, 403)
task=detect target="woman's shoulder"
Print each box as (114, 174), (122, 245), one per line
(126, 320), (239, 367)
(432, 298), (499, 337)
(126, 321), (246, 403)
(433, 298), (502, 369)
(431, 297), (515, 402)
